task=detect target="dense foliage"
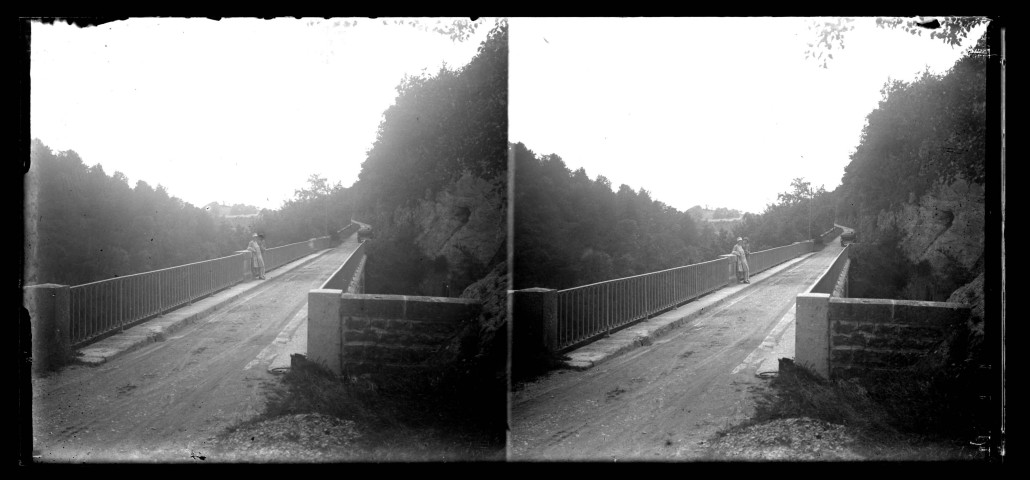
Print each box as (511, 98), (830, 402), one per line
(732, 178), (837, 252)
(251, 174), (354, 249)
(831, 37), (986, 302)
(835, 37), (986, 227)
(513, 143), (841, 291)
(25, 140), (254, 286)
(711, 207), (742, 220)
(513, 142), (739, 291)
(806, 16), (988, 69)
(24, 141), (355, 287)
(355, 21), (507, 297)
(353, 22), (507, 216)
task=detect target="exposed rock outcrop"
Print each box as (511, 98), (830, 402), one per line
(855, 177), (984, 305)
(411, 172), (506, 269)
(865, 178), (984, 275)
(380, 172), (506, 296)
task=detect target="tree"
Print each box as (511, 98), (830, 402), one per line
(806, 16), (990, 68)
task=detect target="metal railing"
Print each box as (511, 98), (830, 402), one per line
(817, 226), (843, 245)
(261, 236), (330, 272)
(747, 240), (814, 276)
(69, 252), (249, 346)
(67, 228), (350, 348)
(555, 256), (732, 351)
(337, 222), (360, 241)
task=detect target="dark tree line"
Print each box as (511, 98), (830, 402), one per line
(513, 141), (838, 292)
(24, 140), (356, 287)
(26, 139), (254, 286)
(513, 142), (738, 291)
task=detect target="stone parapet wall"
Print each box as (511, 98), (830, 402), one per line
(338, 294), (481, 374)
(817, 226), (843, 246)
(828, 298), (968, 379)
(832, 258), (850, 297)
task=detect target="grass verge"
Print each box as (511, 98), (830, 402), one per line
(729, 359), (990, 461)
(222, 355), (506, 461)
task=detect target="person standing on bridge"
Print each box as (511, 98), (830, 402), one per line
(247, 233), (266, 280)
(732, 237), (750, 284)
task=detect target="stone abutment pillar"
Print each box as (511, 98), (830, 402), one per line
(24, 284), (71, 374)
(511, 288), (558, 355)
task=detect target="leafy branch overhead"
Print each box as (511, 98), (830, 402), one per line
(316, 17), (488, 43)
(805, 16), (989, 68)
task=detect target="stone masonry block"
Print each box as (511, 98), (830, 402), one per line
(360, 344), (436, 364)
(876, 323), (940, 339)
(342, 343), (368, 362)
(830, 347), (854, 365)
(892, 300), (969, 327)
(400, 319), (460, 336)
(340, 294), (409, 319)
(864, 335), (893, 349)
(828, 298), (893, 325)
(376, 330), (448, 346)
(833, 321), (855, 335)
(404, 296), (481, 323)
(344, 316), (370, 331)
(850, 349), (887, 367)
(831, 334), (851, 346)
(345, 329), (379, 343)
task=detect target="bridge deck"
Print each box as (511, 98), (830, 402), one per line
(511, 235), (845, 460)
(31, 235), (364, 462)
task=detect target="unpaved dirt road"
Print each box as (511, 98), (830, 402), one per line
(511, 242), (845, 461)
(31, 241), (361, 462)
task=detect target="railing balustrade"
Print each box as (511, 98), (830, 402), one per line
(555, 257), (731, 351)
(747, 241), (814, 276)
(553, 239), (817, 352)
(67, 226), (353, 348)
(69, 252), (249, 347)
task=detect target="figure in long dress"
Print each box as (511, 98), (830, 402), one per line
(247, 233), (266, 280)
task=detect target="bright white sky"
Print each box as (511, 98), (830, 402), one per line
(31, 17), (496, 210)
(509, 17), (987, 214)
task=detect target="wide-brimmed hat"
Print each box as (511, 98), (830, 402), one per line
(253, 233), (260, 238)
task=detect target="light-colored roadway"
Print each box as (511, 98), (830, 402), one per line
(31, 238), (362, 462)
(511, 240), (845, 461)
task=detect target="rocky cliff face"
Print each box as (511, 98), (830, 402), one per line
(410, 172), (507, 271)
(864, 178), (984, 275)
(856, 177), (984, 313)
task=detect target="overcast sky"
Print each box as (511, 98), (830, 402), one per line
(509, 17), (987, 214)
(31, 17), (987, 215)
(30, 17), (496, 210)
